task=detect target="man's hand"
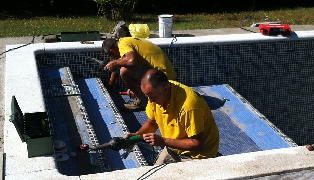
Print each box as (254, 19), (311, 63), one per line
(123, 133), (139, 149)
(104, 60), (117, 72)
(124, 133), (139, 140)
(104, 52), (136, 72)
(143, 133), (165, 146)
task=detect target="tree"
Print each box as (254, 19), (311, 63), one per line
(93, 0), (138, 21)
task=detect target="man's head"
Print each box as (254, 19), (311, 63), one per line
(102, 38), (119, 58)
(141, 69), (171, 107)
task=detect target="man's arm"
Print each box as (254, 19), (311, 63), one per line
(143, 132), (205, 153)
(105, 71), (118, 90)
(136, 118), (159, 135)
(124, 118), (158, 139)
(104, 52), (136, 71)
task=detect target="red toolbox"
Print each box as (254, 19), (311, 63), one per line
(259, 24), (291, 36)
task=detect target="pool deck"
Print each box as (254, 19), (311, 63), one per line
(2, 25), (314, 179)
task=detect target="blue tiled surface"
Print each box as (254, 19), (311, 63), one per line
(192, 85), (294, 155)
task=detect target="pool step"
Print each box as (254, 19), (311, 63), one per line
(40, 66), (149, 174)
(75, 78), (148, 169)
(40, 67), (110, 174)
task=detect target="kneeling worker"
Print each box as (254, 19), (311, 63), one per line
(125, 69), (220, 164)
(102, 37), (177, 112)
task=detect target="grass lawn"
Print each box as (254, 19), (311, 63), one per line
(1, 7), (314, 37)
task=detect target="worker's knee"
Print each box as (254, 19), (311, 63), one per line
(119, 67), (127, 76)
(120, 67), (137, 80)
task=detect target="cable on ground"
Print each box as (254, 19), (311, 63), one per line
(136, 163), (167, 180)
(0, 35), (41, 58)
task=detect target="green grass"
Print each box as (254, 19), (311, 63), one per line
(0, 16), (116, 37)
(1, 7), (314, 37)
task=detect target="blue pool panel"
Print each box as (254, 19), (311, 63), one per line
(192, 85), (295, 155)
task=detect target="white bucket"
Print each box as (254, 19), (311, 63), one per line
(158, 14), (173, 38)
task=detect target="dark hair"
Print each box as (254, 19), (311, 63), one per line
(102, 38), (117, 54)
(147, 69), (169, 89)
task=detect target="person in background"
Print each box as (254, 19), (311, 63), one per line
(125, 69), (220, 164)
(102, 37), (177, 112)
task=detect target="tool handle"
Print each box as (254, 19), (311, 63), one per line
(91, 135), (142, 151)
(92, 142), (111, 151)
(121, 135), (142, 147)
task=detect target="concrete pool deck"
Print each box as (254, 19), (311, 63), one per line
(2, 25), (314, 179)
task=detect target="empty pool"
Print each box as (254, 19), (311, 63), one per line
(5, 30), (314, 179)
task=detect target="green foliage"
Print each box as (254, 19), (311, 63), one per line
(93, 0), (138, 21)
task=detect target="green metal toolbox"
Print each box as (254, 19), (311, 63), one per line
(9, 96), (54, 157)
(61, 31), (101, 42)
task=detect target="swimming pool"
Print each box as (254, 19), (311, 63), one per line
(5, 30), (314, 179)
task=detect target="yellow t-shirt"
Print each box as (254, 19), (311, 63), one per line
(118, 37), (177, 80)
(146, 81), (220, 159)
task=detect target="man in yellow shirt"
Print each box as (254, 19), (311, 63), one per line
(102, 37), (177, 111)
(125, 69), (219, 164)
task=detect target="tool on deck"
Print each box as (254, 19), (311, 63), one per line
(80, 40), (94, 44)
(259, 24), (291, 36)
(80, 135), (143, 151)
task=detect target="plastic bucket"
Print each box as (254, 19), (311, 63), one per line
(158, 14), (173, 38)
